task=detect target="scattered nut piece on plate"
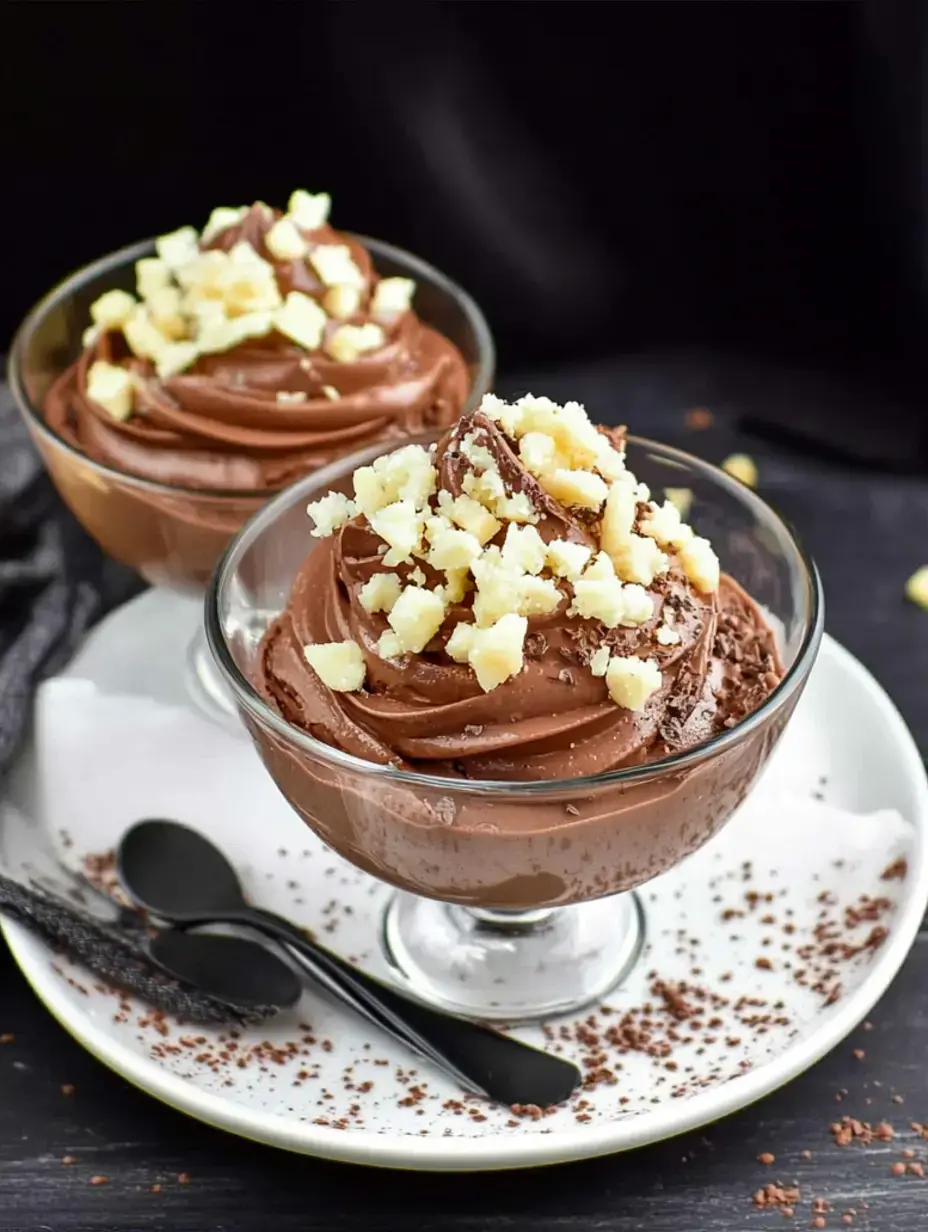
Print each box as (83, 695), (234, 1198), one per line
(722, 453), (758, 488)
(905, 566), (928, 610)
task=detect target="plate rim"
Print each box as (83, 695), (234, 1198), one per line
(3, 631), (927, 1171)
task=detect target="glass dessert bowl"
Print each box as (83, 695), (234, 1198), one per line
(207, 396), (823, 1020)
(9, 194), (494, 722)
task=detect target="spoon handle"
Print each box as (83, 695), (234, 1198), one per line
(243, 907), (488, 1095)
(241, 907), (581, 1108)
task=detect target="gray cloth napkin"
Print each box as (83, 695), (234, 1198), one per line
(0, 378), (142, 777)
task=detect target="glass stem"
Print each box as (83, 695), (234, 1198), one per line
(454, 905), (558, 933)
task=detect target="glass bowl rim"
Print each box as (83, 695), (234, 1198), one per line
(205, 432), (826, 796)
(8, 233), (496, 502)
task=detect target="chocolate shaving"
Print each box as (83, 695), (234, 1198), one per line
(435, 411), (597, 546)
(524, 632), (548, 660)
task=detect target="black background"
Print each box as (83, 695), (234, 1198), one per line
(3, 5), (928, 1229)
(1, 0), (927, 416)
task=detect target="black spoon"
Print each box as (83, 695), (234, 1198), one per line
(148, 930), (302, 1011)
(118, 819), (581, 1107)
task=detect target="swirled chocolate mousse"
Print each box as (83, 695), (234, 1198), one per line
(43, 192), (470, 490)
(258, 394), (782, 780)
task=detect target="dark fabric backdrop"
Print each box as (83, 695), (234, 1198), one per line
(1, 0), (927, 442)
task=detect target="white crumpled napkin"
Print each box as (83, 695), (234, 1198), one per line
(29, 676), (916, 917)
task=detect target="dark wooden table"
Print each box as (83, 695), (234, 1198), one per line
(1, 359), (927, 1231)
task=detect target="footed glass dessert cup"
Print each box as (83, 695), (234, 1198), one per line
(10, 238), (494, 726)
(206, 435), (823, 1020)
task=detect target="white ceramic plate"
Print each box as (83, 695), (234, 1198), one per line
(1, 589), (926, 1171)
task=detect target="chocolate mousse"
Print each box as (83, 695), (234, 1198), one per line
(250, 394), (794, 908)
(43, 193), (470, 491)
(260, 397), (781, 777)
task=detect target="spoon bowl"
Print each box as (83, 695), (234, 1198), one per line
(118, 817), (582, 1106)
(149, 930), (302, 1011)
(120, 819), (247, 919)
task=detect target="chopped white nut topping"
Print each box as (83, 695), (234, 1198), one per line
(639, 499), (694, 549)
(655, 623), (681, 646)
(485, 394), (625, 480)
(600, 481), (637, 558)
(276, 390), (308, 404)
(372, 444), (436, 509)
(265, 217), (310, 261)
(678, 536), (720, 594)
(512, 575), (562, 619)
(273, 292), (327, 351)
(310, 244), (365, 290)
(438, 492), (501, 545)
(519, 430), (560, 475)
(371, 277), (415, 317)
(906, 566), (928, 610)
(470, 548), (561, 627)
(287, 190), (331, 231)
(377, 631), (404, 660)
(136, 257), (172, 300)
(589, 645), (611, 677)
(201, 206), (247, 243)
(123, 308), (168, 362)
(368, 500), (425, 563)
(455, 614), (528, 693)
(326, 323), (386, 363)
(540, 468), (609, 510)
(85, 194), (373, 374)
(722, 453), (758, 488)
(500, 523), (547, 575)
(664, 487), (693, 520)
(496, 492), (540, 524)
(86, 361), (135, 421)
(480, 392), (525, 438)
(620, 583), (656, 626)
(445, 623), (475, 664)
(322, 385), (340, 400)
(359, 572), (403, 614)
(220, 242), (283, 316)
(297, 388), (725, 691)
(146, 286), (187, 340)
(462, 467), (505, 508)
(233, 311), (276, 344)
(610, 534), (669, 587)
(353, 466), (387, 519)
(569, 571), (632, 628)
(467, 614), (528, 692)
(154, 340), (200, 380)
(323, 284), (362, 321)
(460, 431), (498, 474)
(303, 640), (366, 692)
(545, 538), (592, 580)
(427, 525), (483, 571)
(306, 491), (358, 538)
(436, 567), (471, 605)
(581, 551), (618, 582)
(155, 226), (199, 271)
(196, 316), (245, 356)
(605, 655), (662, 711)
(569, 553), (654, 628)
(387, 586), (447, 654)
(90, 289), (137, 331)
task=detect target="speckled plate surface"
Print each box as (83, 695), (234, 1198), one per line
(0, 589), (926, 1170)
